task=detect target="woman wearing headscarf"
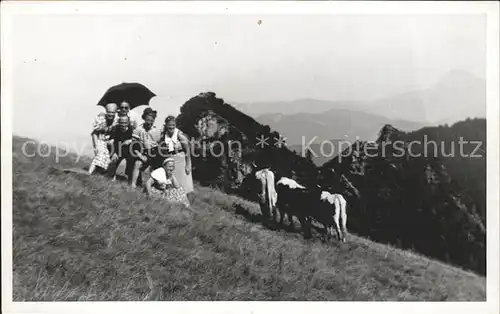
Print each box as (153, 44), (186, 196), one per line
(130, 107), (161, 188)
(89, 103), (118, 175)
(145, 157), (190, 207)
(157, 116), (194, 193)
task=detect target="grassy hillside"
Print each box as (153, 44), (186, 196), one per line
(13, 136), (485, 301)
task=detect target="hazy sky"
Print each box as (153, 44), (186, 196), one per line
(10, 13), (485, 148)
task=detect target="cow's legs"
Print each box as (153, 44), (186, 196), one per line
(324, 224), (332, 242)
(278, 207), (285, 226)
(272, 205), (278, 224)
(340, 199), (347, 242)
(303, 216), (313, 239)
(288, 213), (295, 230)
(333, 200), (343, 241)
(259, 201), (270, 225)
(329, 226), (335, 240)
(298, 215), (304, 233)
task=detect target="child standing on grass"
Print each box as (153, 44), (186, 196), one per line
(145, 158), (190, 208)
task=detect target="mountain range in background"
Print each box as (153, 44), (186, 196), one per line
(258, 109), (425, 143)
(233, 69), (485, 156)
(365, 69), (486, 125)
(234, 99), (368, 117)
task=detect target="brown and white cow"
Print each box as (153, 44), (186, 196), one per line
(276, 176), (348, 242)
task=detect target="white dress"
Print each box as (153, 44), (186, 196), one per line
(162, 128), (194, 193)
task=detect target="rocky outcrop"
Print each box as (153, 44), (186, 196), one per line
(176, 92), (317, 193)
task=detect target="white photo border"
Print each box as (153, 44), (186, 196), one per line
(1, 1), (499, 313)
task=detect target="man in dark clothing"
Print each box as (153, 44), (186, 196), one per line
(107, 115), (136, 182)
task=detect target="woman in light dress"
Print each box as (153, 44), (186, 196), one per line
(89, 103), (118, 175)
(158, 116), (194, 194)
(145, 158), (190, 207)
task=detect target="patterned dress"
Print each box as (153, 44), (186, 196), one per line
(90, 113), (116, 170)
(150, 167), (190, 207)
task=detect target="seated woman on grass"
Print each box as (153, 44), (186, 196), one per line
(145, 157), (190, 208)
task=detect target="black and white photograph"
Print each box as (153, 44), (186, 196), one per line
(2, 1), (499, 312)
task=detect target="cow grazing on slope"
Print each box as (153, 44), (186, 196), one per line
(320, 191), (348, 242)
(276, 176), (348, 242)
(254, 166), (278, 224)
(276, 177), (320, 237)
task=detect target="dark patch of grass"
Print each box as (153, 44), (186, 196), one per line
(12, 136), (486, 301)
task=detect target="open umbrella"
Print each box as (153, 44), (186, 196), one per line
(96, 82), (156, 109)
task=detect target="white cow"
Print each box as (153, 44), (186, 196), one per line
(276, 177), (306, 190)
(320, 191), (348, 242)
(255, 168), (278, 223)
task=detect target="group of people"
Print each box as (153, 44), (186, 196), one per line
(89, 101), (193, 207)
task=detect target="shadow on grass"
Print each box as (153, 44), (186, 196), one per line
(233, 203), (263, 224)
(232, 202), (328, 239)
